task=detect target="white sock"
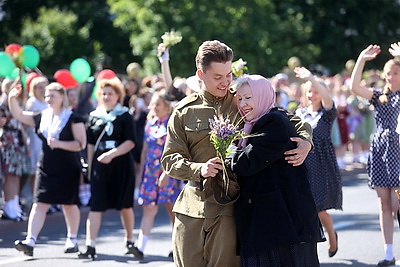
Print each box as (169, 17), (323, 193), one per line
(23, 235), (36, 247)
(137, 233), (148, 252)
(86, 239), (96, 247)
(336, 158), (344, 169)
(4, 200), (18, 218)
(384, 244), (393, 260)
(65, 234), (77, 248)
(364, 151), (370, 161)
(14, 196), (22, 215)
(134, 188), (139, 200)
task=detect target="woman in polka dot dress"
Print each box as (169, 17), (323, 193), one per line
(350, 44), (400, 267)
(295, 67), (342, 259)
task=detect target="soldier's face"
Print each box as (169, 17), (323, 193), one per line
(198, 61), (232, 98)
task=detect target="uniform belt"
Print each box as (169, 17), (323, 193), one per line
(97, 140), (119, 151)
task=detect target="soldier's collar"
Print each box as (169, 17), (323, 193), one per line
(200, 89), (231, 103)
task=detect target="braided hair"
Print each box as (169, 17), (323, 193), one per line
(379, 59), (400, 104)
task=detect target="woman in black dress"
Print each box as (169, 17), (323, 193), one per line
(229, 75), (323, 267)
(9, 82), (86, 256)
(294, 67), (342, 259)
(78, 77), (142, 260)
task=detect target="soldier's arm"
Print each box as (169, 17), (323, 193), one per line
(284, 114), (313, 166)
(161, 109), (204, 181)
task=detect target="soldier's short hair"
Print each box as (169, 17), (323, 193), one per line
(195, 40), (233, 72)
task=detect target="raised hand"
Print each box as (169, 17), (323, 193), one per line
(389, 42), (400, 58)
(360, 44), (381, 62)
(8, 83), (23, 99)
(157, 43), (169, 61)
(294, 67), (312, 80)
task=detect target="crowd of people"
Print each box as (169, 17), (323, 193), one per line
(0, 39), (400, 267)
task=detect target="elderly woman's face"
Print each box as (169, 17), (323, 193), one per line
(237, 83), (256, 122)
(101, 86), (119, 110)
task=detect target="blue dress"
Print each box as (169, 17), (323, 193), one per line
(138, 116), (182, 205)
(297, 105), (343, 211)
(368, 88), (400, 188)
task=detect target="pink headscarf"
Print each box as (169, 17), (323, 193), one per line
(237, 74), (276, 147)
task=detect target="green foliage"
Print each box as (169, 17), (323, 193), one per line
(107, 0), (319, 77)
(2, 0), (400, 78)
(20, 7), (93, 73)
(0, 0), (134, 76)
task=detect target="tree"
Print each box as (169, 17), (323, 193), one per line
(20, 7), (94, 74)
(108, 0), (318, 77)
(277, 0), (400, 74)
(0, 0), (134, 76)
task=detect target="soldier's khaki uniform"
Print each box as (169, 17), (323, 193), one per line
(161, 89), (312, 267)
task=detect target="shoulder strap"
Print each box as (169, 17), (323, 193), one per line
(94, 126), (107, 152)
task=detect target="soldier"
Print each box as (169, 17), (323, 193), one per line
(161, 40), (313, 267)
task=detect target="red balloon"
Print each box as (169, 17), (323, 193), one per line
(97, 69), (116, 81)
(5, 43), (22, 56)
(54, 69), (77, 89)
(26, 72), (41, 91)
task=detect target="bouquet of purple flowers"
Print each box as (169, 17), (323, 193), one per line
(209, 114), (261, 192)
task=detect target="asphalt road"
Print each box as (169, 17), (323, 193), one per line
(1, 161), (400, 266)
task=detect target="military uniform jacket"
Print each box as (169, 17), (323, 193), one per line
(161, 89), (313, 219)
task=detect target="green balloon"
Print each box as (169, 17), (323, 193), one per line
(21, 72), (27, 89)
(0, 52), (15, 77)
(21, 45), (40, 68)
(91, 84), (98, 100)
(8, 68), (20, 79)
(70, 58), (91, 83)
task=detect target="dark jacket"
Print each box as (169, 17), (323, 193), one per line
(230, 108), (323, 257)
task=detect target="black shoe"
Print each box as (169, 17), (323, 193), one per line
(1, 211), (24, 222)
(377, 258), (396, 266)
(64, 244), (79, 253)
(328, 231), (338, 257)
(168, 250), (173, 258)
(125, 241), (144, 260)
(14, 240), (33, 256)
(78, 246), (96, 260)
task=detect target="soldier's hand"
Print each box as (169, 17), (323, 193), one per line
(284, 137), (311, 166)
(201, 157), (223, 178)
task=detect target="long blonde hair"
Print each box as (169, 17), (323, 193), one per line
(379, 59), (400, 104)
(46, 82), (69, 108)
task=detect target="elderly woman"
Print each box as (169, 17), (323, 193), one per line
(229, 75), (323, 267)
(9, 82), (86, 256)
(78, 77), (141, 260)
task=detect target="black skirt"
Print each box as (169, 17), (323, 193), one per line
(240, 242), (320, 267)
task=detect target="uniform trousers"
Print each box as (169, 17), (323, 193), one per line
(173, 213), (240, 267)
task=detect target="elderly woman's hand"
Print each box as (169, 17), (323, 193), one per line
(284, 137), (312, 166)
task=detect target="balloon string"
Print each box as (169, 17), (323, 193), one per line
(33, 67), (44, 76)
